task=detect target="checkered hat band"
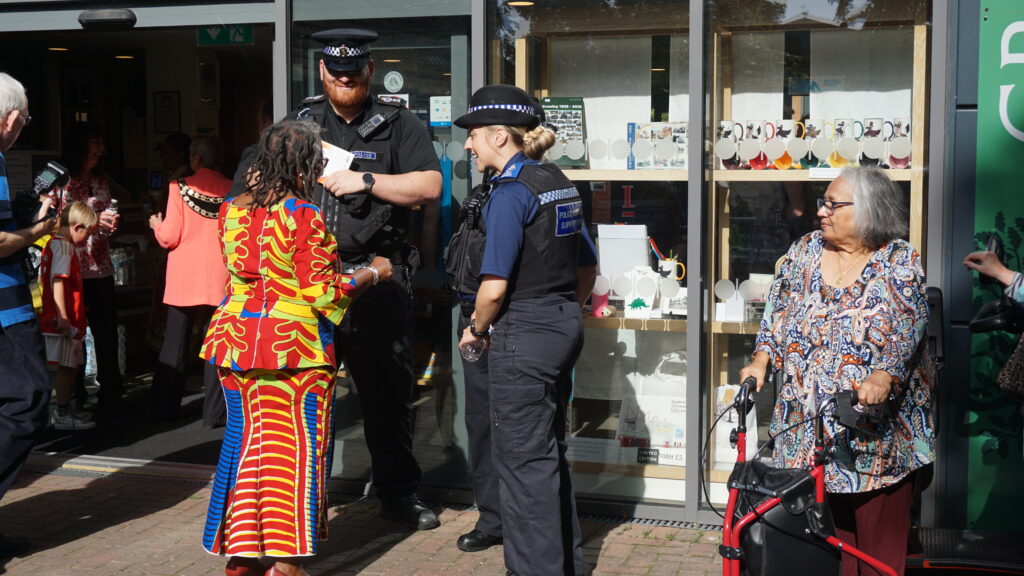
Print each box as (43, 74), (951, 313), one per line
(468, 104), (534, 114)
(323, 45), (368, 58)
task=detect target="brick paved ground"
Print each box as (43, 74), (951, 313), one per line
(0, 467), (721, 576)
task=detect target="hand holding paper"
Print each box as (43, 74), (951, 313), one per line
(318, 140), (355, 183)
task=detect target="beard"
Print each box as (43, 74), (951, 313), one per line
(322, 76), (371, 110)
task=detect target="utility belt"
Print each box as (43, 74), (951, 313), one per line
(456, 293), (476, 317)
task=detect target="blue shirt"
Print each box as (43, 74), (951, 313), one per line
(0, 151), (35, 327)
(479, 152), (597, 280)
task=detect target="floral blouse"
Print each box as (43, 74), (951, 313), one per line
(64, 174), (114, 280)
(201, 198), (356, 371)
(755, 231), (935, 493)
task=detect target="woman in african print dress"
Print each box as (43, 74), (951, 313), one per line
(201, 120), (392, 576)
(739, 167), (935, 576)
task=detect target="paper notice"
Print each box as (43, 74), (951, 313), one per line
(319, 140), (354, 182)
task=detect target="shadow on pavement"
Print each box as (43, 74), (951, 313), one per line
(33, 376), (224, 466)
(0, 464), (210, 575)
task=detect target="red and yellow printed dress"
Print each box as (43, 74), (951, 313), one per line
(200, 197), (356, 559)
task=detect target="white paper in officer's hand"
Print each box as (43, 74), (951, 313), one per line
(318, 140), (354, 182)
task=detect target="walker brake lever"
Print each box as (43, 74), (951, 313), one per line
(835, 390), (886, 437)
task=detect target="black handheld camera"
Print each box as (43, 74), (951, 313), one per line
(32, 161), (70, 198)
(13, 161), (69, 226)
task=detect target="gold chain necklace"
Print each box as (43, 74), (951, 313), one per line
(835, 250), (870, 284)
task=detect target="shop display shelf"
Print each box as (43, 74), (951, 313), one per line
(564, 169), (689, 182)
(584, 314), (688, 332)
(711, 168), (914, 182)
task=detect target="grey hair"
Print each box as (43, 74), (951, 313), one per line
(0, 72), (27, 118)
(839, 166), (908, 249)
(190, 134), (224, 170)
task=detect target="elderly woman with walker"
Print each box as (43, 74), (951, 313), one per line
(739, 166), (935, 576)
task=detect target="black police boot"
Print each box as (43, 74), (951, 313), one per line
(456, 529), (503, 552)
(379, 494), (440, 530)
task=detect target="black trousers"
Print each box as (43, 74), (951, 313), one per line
(336, 264), (421, 499)
(489, 294), (585, 576)
(150, 304), (224, 426)
(80, 276), (123, 411)
(0, 320), (51, 498)
(458, 312), (502, 537)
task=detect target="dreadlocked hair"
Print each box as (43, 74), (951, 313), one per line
(247, 119), (324, 208)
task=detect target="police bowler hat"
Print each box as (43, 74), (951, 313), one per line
(313, 28), (377, 73)
(454, 85), (540, 129)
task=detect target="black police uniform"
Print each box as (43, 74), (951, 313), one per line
(446, 180), (503, 542)
(484, 161), (587, 576)
(285, 93), (441, 504)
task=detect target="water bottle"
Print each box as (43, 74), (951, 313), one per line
(111, 248), (125, 286)
(84, 327), (97, 382)
(460, 338), (486, 363)
(100, 198), (118, 237)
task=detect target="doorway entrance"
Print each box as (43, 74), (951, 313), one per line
(0, 22), (272, 465)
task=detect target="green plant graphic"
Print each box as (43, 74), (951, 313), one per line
(629, 298), (649, 310)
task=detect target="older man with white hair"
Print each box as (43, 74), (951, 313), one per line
(0, 71), (58, 559)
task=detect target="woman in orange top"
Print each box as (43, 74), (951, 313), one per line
(149, 135), (232, 427)
(200, 120), (391, 576)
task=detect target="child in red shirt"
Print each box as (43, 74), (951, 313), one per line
(39, 202), (98, 431)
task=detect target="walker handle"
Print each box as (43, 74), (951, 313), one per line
(735, 377), (757, 433)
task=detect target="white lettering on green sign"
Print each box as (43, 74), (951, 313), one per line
(1000, 22), (1024, 142)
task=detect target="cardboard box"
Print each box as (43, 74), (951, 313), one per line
(596, 224), (649, 281)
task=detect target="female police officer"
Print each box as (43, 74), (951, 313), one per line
(454, 85), (597, 576)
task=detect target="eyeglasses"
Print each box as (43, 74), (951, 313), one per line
(22, 112), (31, 126)
(817, 198), (854, 214)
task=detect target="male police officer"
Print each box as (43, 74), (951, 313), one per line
(0, 72), (58, 558)
(288, 28), (442, 530)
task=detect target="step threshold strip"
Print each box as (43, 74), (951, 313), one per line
(27, 451), (215, 484)
(25, 452), (719, 531)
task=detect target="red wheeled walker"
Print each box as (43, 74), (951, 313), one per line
(719, 377), (897, 576)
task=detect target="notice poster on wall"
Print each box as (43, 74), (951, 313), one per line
(541, 96), (587, 168)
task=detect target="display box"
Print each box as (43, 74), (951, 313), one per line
(596, 224), (649, 281)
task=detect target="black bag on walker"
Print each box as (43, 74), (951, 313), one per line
(729, 460), (841, 576)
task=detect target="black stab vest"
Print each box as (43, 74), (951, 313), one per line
(497, 161), (582, 301)
(292, 96), (411, 259)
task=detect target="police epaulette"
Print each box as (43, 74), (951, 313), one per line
(377, 95), (406, 107)
(302, 94), (327, 104)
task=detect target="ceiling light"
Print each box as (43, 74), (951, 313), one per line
(78, 8), (137, 30)
(442, 72), (452, 76)
(382, 59), (401, 63)
(48, 47), (70, 52)
(508, 1), (535, 5)
(650, 67), (666, 72)
(115, 55), (134, 60)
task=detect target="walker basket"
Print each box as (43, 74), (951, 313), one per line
(729, 460), (841, 576)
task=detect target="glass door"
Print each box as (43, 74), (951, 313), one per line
(290, 6), (473, 490)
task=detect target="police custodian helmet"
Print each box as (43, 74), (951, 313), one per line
(312, 28), (377, 73)
(453, 84), (540, 130)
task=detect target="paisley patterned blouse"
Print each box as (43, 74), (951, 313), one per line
(755, 231), (935, 493)
(201, 198), (356, 371)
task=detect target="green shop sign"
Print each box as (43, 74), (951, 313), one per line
(971, 0), (1024, 530)
(196, 24), (254, 46)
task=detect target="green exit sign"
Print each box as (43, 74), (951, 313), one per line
(197, 24), (253, 46)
